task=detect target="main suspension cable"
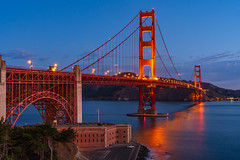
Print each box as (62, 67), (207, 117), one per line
(60, 13), (140, 72)
(155, 15), (182, 80)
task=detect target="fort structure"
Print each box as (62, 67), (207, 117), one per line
(57, 123), (131, 148)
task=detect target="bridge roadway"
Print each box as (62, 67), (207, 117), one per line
(6, 67), (202, 91)
(82, 74), (201, 91)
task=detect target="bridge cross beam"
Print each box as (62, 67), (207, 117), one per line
(138, 85), (157, 114)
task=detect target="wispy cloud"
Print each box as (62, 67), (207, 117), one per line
(194, 51), (240, 64)
(181, 51), (240, 65)
(76, 51), (91, 58)
(0, 49), (36, 60)
(38, 56), (49, 61)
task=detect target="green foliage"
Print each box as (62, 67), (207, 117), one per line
(58, 127), (76, 142)
(0, 117), (12, 160)
(0, 117), (11, 142)
(0, 121), (76, 160)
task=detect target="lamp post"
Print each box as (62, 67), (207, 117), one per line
(54, 63), (58, 71)
(28, 60), (33, 69)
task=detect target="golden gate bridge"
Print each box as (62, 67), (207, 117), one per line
(0, 9), (203, 126)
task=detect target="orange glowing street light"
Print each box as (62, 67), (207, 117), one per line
(27, 60), (33, 69)
(104, 70), (110, 75)
(92, 68), (95, 74)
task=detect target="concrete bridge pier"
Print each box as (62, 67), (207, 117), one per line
(0, 55), (6, 120)
(73, 65), (82, 123)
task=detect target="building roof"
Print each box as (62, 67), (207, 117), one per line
(57, 122), (118, 128)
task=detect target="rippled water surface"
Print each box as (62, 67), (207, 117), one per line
(17, 101), (240, 160)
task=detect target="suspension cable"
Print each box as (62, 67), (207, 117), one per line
(143, 20), (172, 78)
(83, 23), (142, 71)
(155, 15), (182, 80)
(156, 48), (172, 78)
(60, 13), (140, 72)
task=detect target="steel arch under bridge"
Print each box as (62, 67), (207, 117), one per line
(5, 66), (82, 126)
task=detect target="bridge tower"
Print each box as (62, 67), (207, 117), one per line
(194, 65), (201, 88)
(138, 9), (157, 114)
(194, 65), (202, 101)
(0, 56), (6, 120)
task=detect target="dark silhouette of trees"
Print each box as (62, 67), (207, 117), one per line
(0, 118), (76, 160)
(0, 117), (11, 160)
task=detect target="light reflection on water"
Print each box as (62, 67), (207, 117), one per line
(16, 101), (240, 160)
(134, 103), (206, 160)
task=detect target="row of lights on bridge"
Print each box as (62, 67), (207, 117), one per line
(27, 60), (58, 71)
(90, 67), (197, 88)
(27, 62), (198, 89)
(91, 68), (111, 75)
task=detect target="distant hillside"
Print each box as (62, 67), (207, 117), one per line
(201, 82), (240, 100)
(83, 79), (240, 101)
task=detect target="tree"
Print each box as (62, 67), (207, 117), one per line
(0, 117), (11, 160)
(58, 127), (76, 142)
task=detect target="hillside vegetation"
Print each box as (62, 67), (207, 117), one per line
(0, 119), (77, 160)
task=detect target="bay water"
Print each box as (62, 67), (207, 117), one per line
(16, 101), (240, 160)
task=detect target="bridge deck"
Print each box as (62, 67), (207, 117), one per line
(6, 68), (201, 91)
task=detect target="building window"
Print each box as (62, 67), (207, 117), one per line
(85, 139), (86, 142)
(123, 131), (126, 133)
(81, 134), (82, 137)
(89, 139), (90, 142)
(89, 134), (90, 137)
(93, 134), (94, 137)
(123, 136), (125, 138)
(97, 134), (98, 137)
(93, 139), (94, 142)
(85, 134), (86, 137)
(97, 139), (98, 142)
(81, 139), (82, 143)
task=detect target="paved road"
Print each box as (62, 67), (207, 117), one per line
(81, 143), (141, 160)
(103, 143), (140, 160)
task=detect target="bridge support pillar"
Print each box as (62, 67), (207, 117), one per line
(0, 55), (6, 120)
(138, 86), (157, 115)
(73, 65), (82, 123)
(194, 92), (203, 102)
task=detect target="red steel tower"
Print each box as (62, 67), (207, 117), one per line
(138, 9), (157, 114)
(194, 65), (202, 101)
(194, 65), (201, 88)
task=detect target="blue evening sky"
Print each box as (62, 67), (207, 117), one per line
(0, 0), (240, 89)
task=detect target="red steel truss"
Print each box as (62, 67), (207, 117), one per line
(6, 68), (76, 126)
(5, 68), (202, 125)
